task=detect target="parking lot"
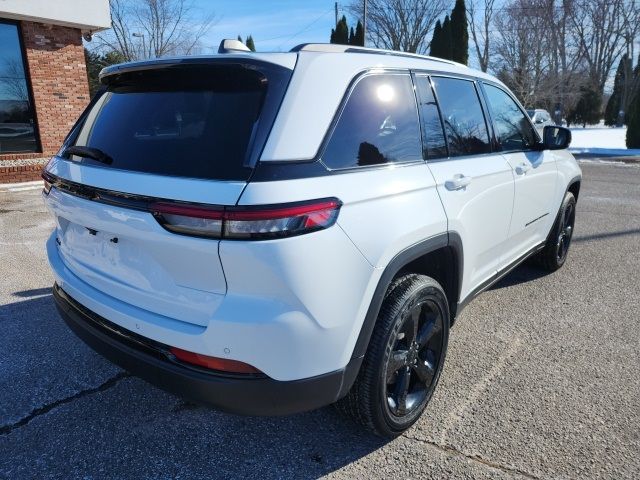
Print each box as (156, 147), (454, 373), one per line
(1, 160), (639, 479)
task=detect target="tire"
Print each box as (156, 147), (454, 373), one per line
(335, 274), (450, 437)
(536, 191), (576, 272)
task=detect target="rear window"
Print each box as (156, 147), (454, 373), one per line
(321, 74), (422, 170)
(69, 64), (285, 181)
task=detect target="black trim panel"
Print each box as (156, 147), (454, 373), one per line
(525, 212), (549, 227)
(456, 241), (545, 315)
(351, 232), (461, 359)
(53, 284), (362, 416)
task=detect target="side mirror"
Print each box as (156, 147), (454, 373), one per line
(541, 125), (571, 150)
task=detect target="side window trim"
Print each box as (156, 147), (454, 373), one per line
(318, 69), (425, 172)
(474, 81), (500, 152)
(429, 74), (494, 159)
(480, 81), (542, 149)
(411, 72), (450, 161)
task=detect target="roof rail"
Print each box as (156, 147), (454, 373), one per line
(290, 43), (464, 67)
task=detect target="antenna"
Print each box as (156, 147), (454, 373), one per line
(218, 39), (251, 54)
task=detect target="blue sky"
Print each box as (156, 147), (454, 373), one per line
(192, 0), (344, 52)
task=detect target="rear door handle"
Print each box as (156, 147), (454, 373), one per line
(515, 163), (531, 175)
(445, 174), (472, 191)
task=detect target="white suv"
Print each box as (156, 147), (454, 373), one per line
(43, 42), (581, 437)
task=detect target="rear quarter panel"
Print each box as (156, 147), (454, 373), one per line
(234, 162), (447, 375)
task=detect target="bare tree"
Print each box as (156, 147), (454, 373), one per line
(467, 0), (495, 72)
(349, 0), (447, 54)
(544, 0), (584, 118)
(493, 0), (552, 107)
(618, 1), (640, 115)
(0, 59), (28, 101)
(570, 0), (627, 91)
(96, 0), (216, 61)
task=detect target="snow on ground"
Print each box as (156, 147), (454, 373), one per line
(568, 125), (640, 157)
(569, 126), (627, 149)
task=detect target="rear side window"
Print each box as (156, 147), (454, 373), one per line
(70, 64), (280, 181)
(484, 84), (538, 151)
(414, 75), (447, 159)
(322, 74), (422, 169)
(431, 77), (491, 157)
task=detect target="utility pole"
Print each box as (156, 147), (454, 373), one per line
(335, 2), (338, 26)
(363, 0), (367, 47)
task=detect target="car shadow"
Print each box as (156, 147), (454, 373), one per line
(0, 294), (390, 478)
(489, 262), (549, 290)
(12, 287), (53, 298)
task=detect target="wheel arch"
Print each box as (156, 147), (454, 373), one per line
(350, 232), (463, 361)
(567, 177), (581, 201)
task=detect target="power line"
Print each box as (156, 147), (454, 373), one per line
(258, 8), (333, 47)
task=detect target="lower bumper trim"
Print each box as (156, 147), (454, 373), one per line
(53, 283), (362, 416)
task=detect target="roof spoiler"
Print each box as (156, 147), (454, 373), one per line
(218, 39), (251, 54)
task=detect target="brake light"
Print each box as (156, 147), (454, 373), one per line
(151, 198), (341, 240)
(170, 347), (261, 374)
(149, 202), (224, 238)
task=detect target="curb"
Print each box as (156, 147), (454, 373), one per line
(0, 180), (43, 192)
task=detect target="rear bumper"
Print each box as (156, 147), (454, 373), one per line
(53, 284), (361, 416)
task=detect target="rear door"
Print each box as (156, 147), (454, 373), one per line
(43, 61), (291, 327)
(481, 83), (557, 265)
(417, 75), (515, 300)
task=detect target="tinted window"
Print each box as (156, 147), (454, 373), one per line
(414, 75), (447, 159)
(322, 74), (422, 169)
(431, 77), (490, 157)
(72, 65), (272, 181)
(0, 22), (38, 153)
(484, 84), (538, 151)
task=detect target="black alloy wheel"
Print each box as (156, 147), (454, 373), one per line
(536, 191), (577, 272)
(385, 298), (444, 418)
(335, 274), (450, 437)
(556, 199), (575, 263)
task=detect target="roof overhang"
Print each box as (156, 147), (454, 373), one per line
(0, 0), (111, 32)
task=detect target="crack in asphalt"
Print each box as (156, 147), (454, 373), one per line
(404, 434), (540, 479)
(0, 372), (130, 436)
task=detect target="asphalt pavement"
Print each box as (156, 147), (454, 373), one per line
(1, 160), (639, 479)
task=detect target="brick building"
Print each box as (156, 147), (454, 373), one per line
(0, 0), (110, 183)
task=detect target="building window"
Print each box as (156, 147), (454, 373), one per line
(0, 21), (38, 153)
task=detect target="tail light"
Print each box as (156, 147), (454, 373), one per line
(170, 347), (261, 374)
(149, 202), (224, 238)
(43, 179), (52, 195)
(150, 198), (341, 240)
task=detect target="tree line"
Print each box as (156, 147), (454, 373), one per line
(340, 0), (640, 147)
(86, 0), (640, 147)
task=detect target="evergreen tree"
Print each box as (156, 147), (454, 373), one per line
(353, 20), (364, 47)
(331, 15), (350, 45)
(450, 0), (468, 64)
(627, 75), (640, 148)
(349, 27), (355, 45)
(430, 20), (443, 58)
(237, 35), (243, 43)
(246, 35), (256, 52)
(605, 55), (627, 126)
(568, 86), (602, 128)
(84, 48), (125, 98)
(84, 49), (102, 98)
(441, 16), (453, 61)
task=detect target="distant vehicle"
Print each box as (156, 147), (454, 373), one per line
(43, 41), (580, 438)
(527, 109), (555, 134)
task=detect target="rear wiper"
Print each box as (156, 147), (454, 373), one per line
(64, 145), (113, 165)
